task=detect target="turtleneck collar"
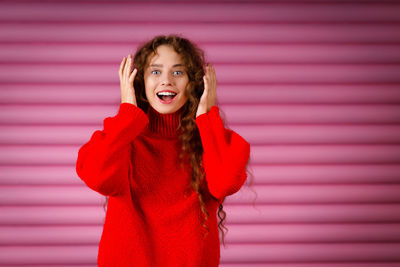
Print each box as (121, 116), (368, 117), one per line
(144, 105), (184, 138)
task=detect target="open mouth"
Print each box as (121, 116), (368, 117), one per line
(156, 91), (177, 103)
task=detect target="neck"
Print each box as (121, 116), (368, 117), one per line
(145, 106), (184, 137)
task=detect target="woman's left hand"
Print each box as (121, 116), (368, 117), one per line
(196, 63), (217, 118)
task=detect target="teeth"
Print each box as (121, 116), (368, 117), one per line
(157, 91), (177, 96)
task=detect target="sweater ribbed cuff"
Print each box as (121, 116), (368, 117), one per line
(195, 106), (219, 125)
(102, 103), (149, 147)
(118, 103), (147, 120)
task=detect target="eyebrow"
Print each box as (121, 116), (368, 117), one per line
(149, 64), (184, 67)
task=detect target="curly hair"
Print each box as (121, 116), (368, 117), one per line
(104, 34), (255, 247)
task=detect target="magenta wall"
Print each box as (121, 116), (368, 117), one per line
(1, 0), (400, 266)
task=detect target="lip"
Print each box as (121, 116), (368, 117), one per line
(157, 90), (177, 94)
(156, 90), (178, 104)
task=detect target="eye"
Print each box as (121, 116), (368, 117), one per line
(151, 70), (160, 75)
(173, 71), (183, 75)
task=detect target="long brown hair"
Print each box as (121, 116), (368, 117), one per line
(105, 34), (255, 246)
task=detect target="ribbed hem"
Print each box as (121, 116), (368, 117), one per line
(106, 103), (150, 145)
(195, 106), (219, 125)
(118, 103), (147, 118)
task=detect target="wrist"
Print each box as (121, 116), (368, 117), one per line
(121, 98), (137, 106)
(196, 105), (207, 118)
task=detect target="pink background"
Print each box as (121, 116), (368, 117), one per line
(1, 0), (400, 266)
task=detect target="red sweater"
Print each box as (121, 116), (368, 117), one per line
(76, 103), (250, 266)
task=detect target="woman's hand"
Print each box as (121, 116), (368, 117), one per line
(196, 63), (217, 118)
(119, 53), (138, 105)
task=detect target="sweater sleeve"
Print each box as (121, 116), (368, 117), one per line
(195, 106), (250, 203)
(76, 103), (149, 196)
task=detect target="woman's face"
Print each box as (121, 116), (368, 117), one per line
(144, 45), (189, 114)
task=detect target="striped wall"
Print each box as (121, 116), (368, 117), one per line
(1, 0), (400, 266)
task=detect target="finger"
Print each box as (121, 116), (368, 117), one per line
(205, 65), (214, 84)
(129, 68), (137, 84)
(201, 75), (209, 101)
(209, 65), (215, 79)
(203, 75), (209, 92)
(210, 66), (217, 87)
(124, 54), (132, 77)
(205, 66), (212, 81)
(119, 57), (126, 79)
(128, 54), (133, 73)
(206, 63), (211, 72)
(208, 66), (217, 104)
(205, 63), (210, 73)
(125, 54), (132, 77)
(209, 65), (216, 81)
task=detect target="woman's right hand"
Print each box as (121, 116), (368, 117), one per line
(119, 54), (138, 105)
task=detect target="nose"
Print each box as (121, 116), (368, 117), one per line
(161, 71), (173, 86)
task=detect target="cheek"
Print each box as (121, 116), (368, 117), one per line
(144, 76), (155, 97)
(180, 78), (189, 96)
(180, 76), (189, 90)
(181, 86), (189, 103)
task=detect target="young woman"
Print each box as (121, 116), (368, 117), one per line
(76, 34), (251, 266)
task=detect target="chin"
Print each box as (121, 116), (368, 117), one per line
(151, 103), (183, 114)
(149, 95), (187, 114)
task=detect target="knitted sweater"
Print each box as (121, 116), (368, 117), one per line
(76, 103), (250, 266)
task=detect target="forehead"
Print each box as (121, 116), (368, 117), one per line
(147, 45), (184, 66)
